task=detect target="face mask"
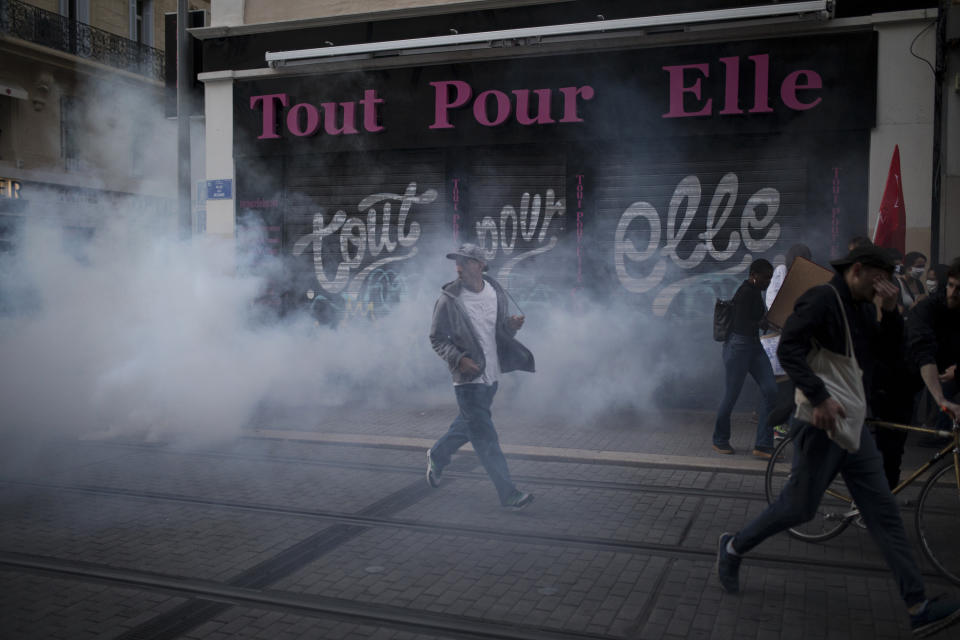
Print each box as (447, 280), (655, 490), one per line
(911, 267), (926, 279)
(927, 280), (938, 294)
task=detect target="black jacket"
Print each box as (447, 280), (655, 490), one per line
(777, 273), (904, 407)
(906, 293), (960, 374)
(729, 280), (767, 338)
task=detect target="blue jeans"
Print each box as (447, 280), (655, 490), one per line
(430, 382), (518, 505)
(734, 420), (926, 607)
(713, 334), (778, 450)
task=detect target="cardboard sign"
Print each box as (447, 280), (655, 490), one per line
(765, 257), (833, 330)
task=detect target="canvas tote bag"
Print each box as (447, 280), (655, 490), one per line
(793, 285), (866, 452)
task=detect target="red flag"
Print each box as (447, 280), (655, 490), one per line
(873, 145), (906, 254)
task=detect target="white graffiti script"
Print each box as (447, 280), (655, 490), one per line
(292, 182), (437, 295)
(615, 172), (780, 315)
(475, 189), (565, 288)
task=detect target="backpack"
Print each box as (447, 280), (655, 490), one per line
(713, 298), (734, 342)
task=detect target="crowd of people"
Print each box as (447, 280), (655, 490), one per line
(713, 239), (960, 638)
(421, 238), (959, 637)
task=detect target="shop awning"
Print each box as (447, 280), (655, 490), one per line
(0, 82), (28, 101)
(265, 0), (833, 68)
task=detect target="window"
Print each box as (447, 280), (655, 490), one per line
(131, 0), (154, 46)
(60, 95), (85, 171)
(0, 96), (12, 161)
(58, 1), (90, 23)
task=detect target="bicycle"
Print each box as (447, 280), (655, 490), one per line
(764, 417), (960, 584)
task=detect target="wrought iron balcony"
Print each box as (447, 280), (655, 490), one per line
(0, 0), (164, 81)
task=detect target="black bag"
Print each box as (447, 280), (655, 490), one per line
(713, 298), (734, 342)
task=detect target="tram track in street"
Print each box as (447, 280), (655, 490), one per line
(3, 439), (948, 640)
(0, 475), (936, 582)
(0, 550), (619, 640)
(66, 438), (771, 503)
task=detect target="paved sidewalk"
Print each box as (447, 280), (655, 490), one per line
(252, 400), (934, 473)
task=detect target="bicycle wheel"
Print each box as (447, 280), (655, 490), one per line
(916, 462), (960, 586)
(764, 432), (853, 542)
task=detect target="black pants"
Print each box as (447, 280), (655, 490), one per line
(766, 378), (795, 428)
(873, 425), (910, 490)
(872, 390), (915, 490)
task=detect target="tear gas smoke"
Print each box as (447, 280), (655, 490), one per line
(0, 209), (710, 451)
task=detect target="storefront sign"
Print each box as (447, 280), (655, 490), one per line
(237, 32), (875, 154)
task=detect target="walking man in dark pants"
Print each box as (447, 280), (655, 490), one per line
(715, 246), (960, 638)
(427, 243), (536, 509)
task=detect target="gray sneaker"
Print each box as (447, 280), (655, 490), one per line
(426, 449), (441, 488)
(502, 490), (534, 510)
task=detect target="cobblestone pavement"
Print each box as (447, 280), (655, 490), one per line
(0, 401), (955, 640)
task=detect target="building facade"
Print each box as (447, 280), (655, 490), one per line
(193, 0), (956, 405)
(0, 0), (209, 240)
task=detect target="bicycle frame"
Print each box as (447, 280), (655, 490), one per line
(869, 419), (960, 497)
(818, 420), (959, 512)
(765, 416), (960, 581)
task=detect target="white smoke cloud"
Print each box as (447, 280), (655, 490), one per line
(0, 203), (705, 451)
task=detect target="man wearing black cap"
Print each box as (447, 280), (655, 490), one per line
(716, 245), (960, 637)
(426, 243), (536, 509)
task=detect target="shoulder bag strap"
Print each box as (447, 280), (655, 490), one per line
(827, 284), (855, 359)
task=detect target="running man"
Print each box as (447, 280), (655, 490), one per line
(426, 243), (536, 509)
(716, 245), (960, 638)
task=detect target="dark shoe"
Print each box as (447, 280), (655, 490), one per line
(426, 449), (441, 488)
(502, 490), (534, 510)
(716, 532), (741, 594)
(911, 595), (960, 637)
(713, 444), (735, 455)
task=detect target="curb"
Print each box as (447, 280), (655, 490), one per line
(247, 428), (771, 473)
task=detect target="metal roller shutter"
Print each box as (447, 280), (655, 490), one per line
(593, 138), (816, 322)
(281, 149), (446, 323)
(460, 146), (568, 316)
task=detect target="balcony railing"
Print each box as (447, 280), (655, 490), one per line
(0, 0), (164, 81)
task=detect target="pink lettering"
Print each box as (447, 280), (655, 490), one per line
(429, 80), (472, 129)
(557, 86), (595, 123)
(250, 93), (289, 139)
(359, 89), (385, 132)
(321, 102), (359, 135)
(513, 89), (555, 125)
(780, 70), (823, 110)
(662, 64), (712, 118)
(748, 54), (773, 114)
(287, 103), (319, 137)
(250, 90), (385, 139)
(474, 90), (511, 127)
(718, 57), (743, 115)
(662, 54), (824, 118)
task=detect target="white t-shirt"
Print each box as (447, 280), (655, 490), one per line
(766, 264), (787, 309)
(457, 282), (500, 386)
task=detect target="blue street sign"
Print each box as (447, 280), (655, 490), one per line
(206, 179), (232, 200)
